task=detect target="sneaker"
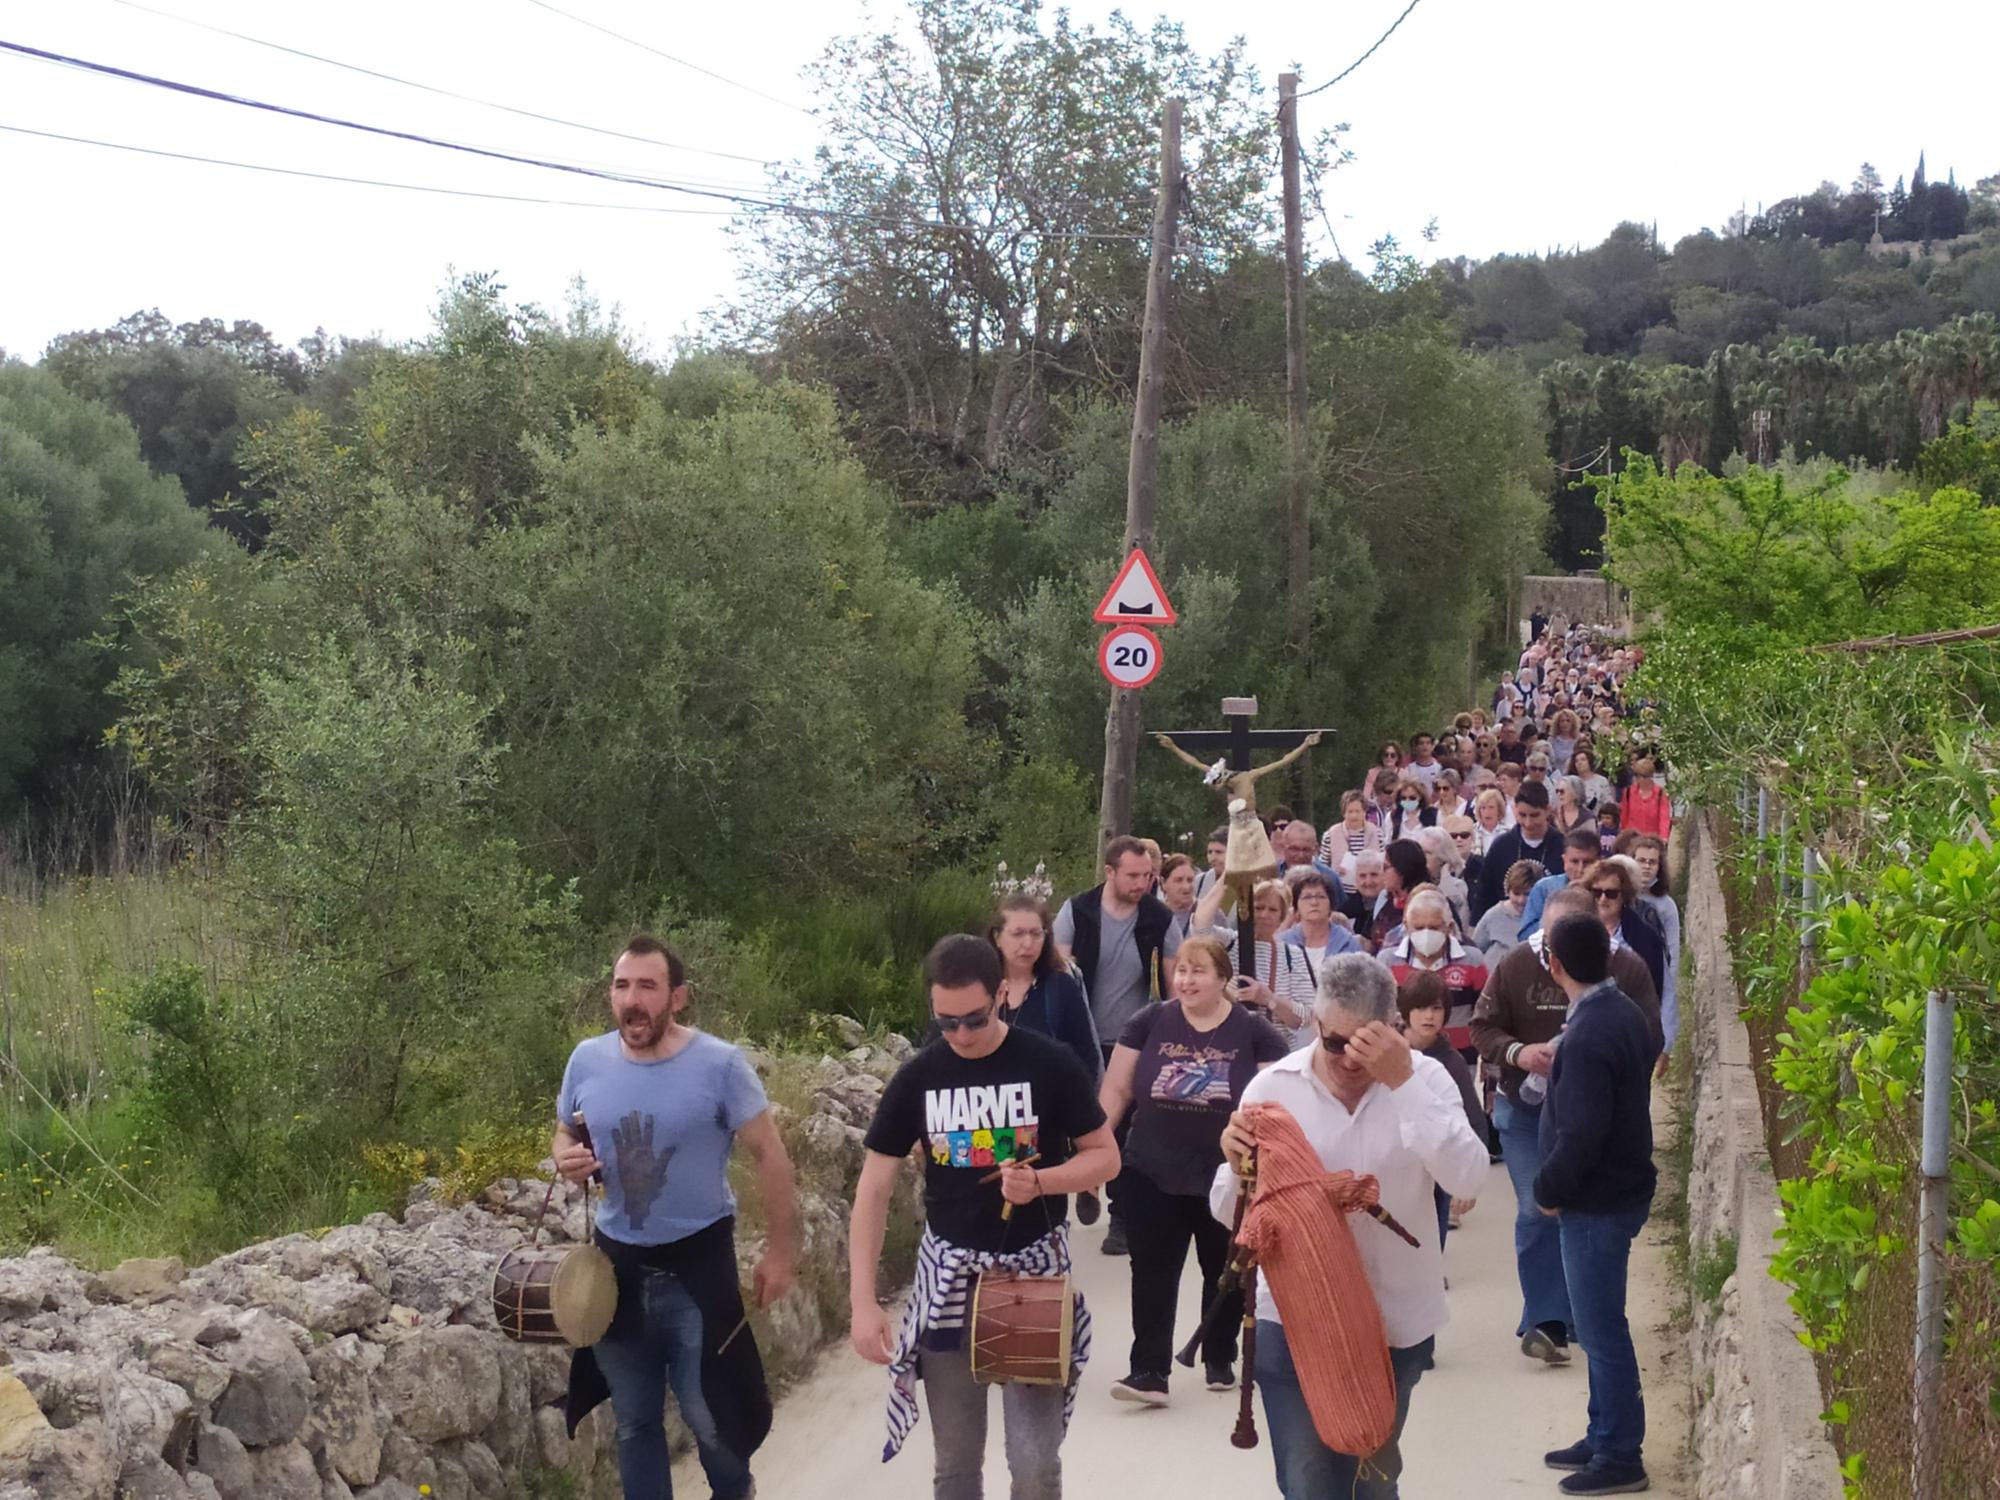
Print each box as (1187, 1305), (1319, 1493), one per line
(1544, 1440), (1595, 1472)
(1203, 1360), (1235, 1391)
(1110, 1373), (1169, 1407)
(1559, 1460), (1650, 1495)
(1521, 1327), (1572, 1365)
(1101, 1221), (1129, 1256)
(1076, 1190), (1102, 1226)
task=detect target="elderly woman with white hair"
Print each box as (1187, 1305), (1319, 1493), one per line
(1211, 954), (1491, 1499)
(1413, 826), (1474, 939)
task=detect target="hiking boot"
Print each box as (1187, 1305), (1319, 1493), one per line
(1110, 1373), (1169, 1407)
(1203, 1360), (1235, 1391)
(1521, 1326), (1572, 1365)
(1101, 1221), (1129, 1256)
(1076, 1189), (1102, 1226)
(1544, 1439), (1595, 1472)
(1559, 1460), (1650, 1495)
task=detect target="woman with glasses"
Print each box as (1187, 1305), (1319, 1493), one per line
(1389, 774), (1437, 842)
(1279, 870), (1365, 1014)
(1623, 836), (1680, 1075)
(1434, 767), (1469, 822)
(1582, 860), (1666, 1008)
(985, 895), (1102, 1084)
(1378, 740), (1404, 775)
(1191, 877), (1319, 1041)
(1098, 938), (1289, 1405)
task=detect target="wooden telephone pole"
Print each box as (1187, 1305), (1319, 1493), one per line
(1278, 72), (1314, 819)
(1096, 98), (1183, 855)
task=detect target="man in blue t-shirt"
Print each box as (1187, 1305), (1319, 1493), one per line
(552, 934), (798, 1500)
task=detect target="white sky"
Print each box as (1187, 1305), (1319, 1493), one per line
(2, 0), (1995, 362)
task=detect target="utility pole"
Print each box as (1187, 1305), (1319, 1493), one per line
(1278, 72), (1314, 819)
(1096, 98), (1183, 855)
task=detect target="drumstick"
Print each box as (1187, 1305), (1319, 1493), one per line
(977, 1151), (1042, 1185)
(716, 1314), (751, 1354)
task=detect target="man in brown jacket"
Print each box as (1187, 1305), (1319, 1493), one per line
(1470, 884), (1660, 1367)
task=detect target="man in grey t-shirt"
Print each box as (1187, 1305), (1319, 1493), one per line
(1052, 835), (1181, 1252)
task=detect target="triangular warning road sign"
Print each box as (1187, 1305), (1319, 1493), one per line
(1093, 548), (1178, 626)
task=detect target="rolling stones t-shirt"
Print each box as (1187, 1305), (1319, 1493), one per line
(1118, 1002), (1290, 1197)
(864, 1027), (1105, 1254)
(556, 1030), (769, 1247)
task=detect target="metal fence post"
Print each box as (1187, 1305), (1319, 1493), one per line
(1755, 784), (1770, 867)
(1777, 801), (1790, 900)
(1799, 843), (1819, 972)
(1912, 988), (1954, 1500)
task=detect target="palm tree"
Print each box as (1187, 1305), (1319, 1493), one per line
(1644, 364), (1710, 472)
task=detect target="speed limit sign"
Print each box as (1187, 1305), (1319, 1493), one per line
(1098, 625), (1163, 690)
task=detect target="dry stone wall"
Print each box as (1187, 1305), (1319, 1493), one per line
(0, 1034), (916, 1500)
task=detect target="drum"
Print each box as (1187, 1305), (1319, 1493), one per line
(492, 1243), (618, 1348)
(969, 1271), (1073, 1386)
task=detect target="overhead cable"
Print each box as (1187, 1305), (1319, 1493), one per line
(0, 121), (749, 214)
(1294, 0), (1425, 102)
(520, 0), (817, 116)
(100, 0), (777, 166)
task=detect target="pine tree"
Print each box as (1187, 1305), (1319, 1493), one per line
(1706, 363), (1737, 472)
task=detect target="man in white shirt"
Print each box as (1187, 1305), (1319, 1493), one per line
(1211, 954), (1491, 1499)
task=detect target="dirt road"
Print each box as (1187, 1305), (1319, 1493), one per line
(681, 1150), (1692, 1499)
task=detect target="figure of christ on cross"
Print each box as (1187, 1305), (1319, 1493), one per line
(1153, 700), (1335, 929)
(1160, 716), (1328, 824)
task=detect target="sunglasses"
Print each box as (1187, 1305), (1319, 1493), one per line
(1451, 831), (1473, 841)
(1319, 1029), (1355, 1055)
(934, 1005), (997, 1034)
(1590, 888), (1623, 902)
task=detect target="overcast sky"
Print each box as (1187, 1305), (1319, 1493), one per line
(2, 0), (1995, 362)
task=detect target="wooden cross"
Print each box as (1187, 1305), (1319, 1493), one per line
(1154, 697), (1335, 814)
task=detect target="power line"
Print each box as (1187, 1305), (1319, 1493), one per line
(98, 0), (776, 169)
(0, 36), (813, 209)
(0, 38), (1157, 242)
(520, 0), (817, 116)
(0, 121), (749, 214)
(0, 44), (1150, 244)
(1295, 0), (1425, 101)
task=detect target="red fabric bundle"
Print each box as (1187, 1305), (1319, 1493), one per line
(1236, 1101), (1398, 1457)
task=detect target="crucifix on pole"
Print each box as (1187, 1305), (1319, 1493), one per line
(1154, 696), (1336, 934)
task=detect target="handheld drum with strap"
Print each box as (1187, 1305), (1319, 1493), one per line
(492, 1114), (618, 1348)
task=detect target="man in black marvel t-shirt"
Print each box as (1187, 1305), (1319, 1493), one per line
(848, 935), (1119, 1498)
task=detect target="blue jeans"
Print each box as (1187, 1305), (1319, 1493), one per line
(1257, 1319), (1433, 1499)
(591, 1267), (754, 1500)
(1560, 1205), (1652, 1468)
(1493, 1094), (1571, 1337)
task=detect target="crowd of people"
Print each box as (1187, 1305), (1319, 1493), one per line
(548, 616), (1677, 1500)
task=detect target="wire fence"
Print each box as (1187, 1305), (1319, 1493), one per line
(1715, 794), (2000, 1498)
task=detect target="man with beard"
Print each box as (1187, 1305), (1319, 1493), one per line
(553, 934), (799, 1500)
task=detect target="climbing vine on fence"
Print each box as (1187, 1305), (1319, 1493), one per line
(1596, 443), (2000, 1494)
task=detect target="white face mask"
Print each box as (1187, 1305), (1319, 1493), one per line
(1409, 928), (1447, 957)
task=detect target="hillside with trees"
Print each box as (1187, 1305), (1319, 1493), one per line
(1439, 159), (1999, 562)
